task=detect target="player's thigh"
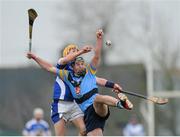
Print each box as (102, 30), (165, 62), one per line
(51, 101), (75, 136)
(54, 118), (66, 136)
(94, 94), (109, 117)
(72, 116), (86, 136)
(72, 116), (85, 130)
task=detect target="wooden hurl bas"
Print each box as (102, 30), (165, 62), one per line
(28, 9), (38, 52)
(120, 90), (168, 105)
(147, 96), (168, 105)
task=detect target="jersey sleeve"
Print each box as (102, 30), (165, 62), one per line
(56, 63), (66, 69)
(56, 68), (68, 80)
(56, 58), (66, 69)
(87, 63), (97, 75)
(56, 60), (73, 71)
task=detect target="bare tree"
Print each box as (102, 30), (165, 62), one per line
(56, 0), (119, 66)
(150, 12), (180, 135)
(140, 2), (180, 135)
(110, 1), (180, 135)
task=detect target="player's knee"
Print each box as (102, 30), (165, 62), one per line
(79, 127), (86, 136)
(78, 124), (86, 135)
(94, 94), (104, 103)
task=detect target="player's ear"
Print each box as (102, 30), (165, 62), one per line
(71, 61), (75, 67)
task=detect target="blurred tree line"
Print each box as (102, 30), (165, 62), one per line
(0, 64), (146, 135)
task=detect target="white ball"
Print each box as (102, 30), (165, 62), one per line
(106, 40), (112, 46)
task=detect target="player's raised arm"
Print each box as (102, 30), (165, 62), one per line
(90, 29), (104, 69)
(27, 52), (56, 74)
(96, 77), (122, 93)
(58, 45), (92, 65)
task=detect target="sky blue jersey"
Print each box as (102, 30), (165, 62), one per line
(57, 64), (98, 112)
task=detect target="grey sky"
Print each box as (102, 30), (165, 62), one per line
(106, 0), (180, 65)
(1, 0), (60, 67)
(1, 0), (180, 68)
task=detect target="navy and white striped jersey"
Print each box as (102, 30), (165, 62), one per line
(53, 62), (74, 101)
(22, 119), (51, 136)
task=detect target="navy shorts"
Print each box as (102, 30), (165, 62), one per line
(84, 104), (110, 133)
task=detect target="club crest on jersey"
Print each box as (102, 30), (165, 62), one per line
(75, 86), (80, 94)
(75, 86), (83, 98)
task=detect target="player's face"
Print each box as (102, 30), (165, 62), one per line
(34, 113), (43, 121)
(130, 117), (137, 125)
(67, 47), (78, 55)
(73, 60), (86, 76)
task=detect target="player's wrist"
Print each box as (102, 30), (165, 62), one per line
(32, 55), (37, 60)
(105, 81), (115, 88)
(96, 36), (103, 39)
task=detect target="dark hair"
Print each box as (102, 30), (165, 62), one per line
(75, 57), (84, 62)
(71, 57), (84, 67)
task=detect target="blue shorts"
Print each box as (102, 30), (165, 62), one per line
(84, 104), (110, 133)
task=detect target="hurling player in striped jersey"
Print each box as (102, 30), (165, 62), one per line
(27, 44), (92, 136)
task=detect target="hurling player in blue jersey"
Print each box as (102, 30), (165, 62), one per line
(27, 29), (133, 136)
(54, 29), (133, 136)
(27, 44), (92, 136)
(56, 58), (133, 136)
(52, 44), (93, 136)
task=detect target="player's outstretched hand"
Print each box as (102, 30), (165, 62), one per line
(27, 52), (36, 59)
(112, 83), (122, 93)
(96, 29), (104, 39)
